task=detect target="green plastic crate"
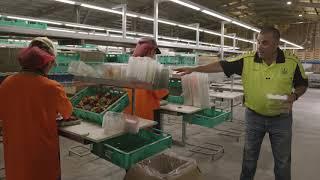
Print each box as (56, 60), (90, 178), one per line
(91, 129), (172, 169)
(50, 65), (69, 74)
(56, 52), (80, 65)
(0, 18), (47, 29)
(157, 55), (196, 66)
(168, 78), (182, 88)
(189, 108), (231, 128)
(70, 86), (129, 125)
(167, 95), (184, 105)
(105, 54), (129, 63)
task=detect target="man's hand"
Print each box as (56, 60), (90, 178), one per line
(285, 94), (296, 112)
(174, 67), (194, 76)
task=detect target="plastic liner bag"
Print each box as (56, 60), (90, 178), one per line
(181, 74), (193, 106)
(181, 72), (210, 108)
(124, 152), (203, 180)
(68, 61), (99, 77)
(102, 112), (140, 134)
(265, 94), (290, 115)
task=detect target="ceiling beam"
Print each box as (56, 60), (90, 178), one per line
(296, 2), (320, 8)
(31, 4), (66, 17)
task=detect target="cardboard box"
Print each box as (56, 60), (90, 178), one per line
(124, 153), (203, 180)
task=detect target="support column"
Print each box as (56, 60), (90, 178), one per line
(196, 23), (200, 48)
(122, 4), (127, 53)
(154, 0), (159, 42)
(220, 22), (225, 60)
(253, 32), (257, 51)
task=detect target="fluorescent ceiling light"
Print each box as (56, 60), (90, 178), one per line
(232, 21), (253, 30)
(178, 24), (198, 31)
(235, 37), (254, 43)
(137, 33), (153, 37)
(78, 31), (89, 35)
(158, 20), (177, 26)
(108, 29), (123, 34)
(53, 0), (76, 5)
(251, 28), (260, 33)
(140, 16), (154, 21)
(286, 1), (292, 5)
(280, 38), (303, 49)
(180, 39), (195, 43)
(81, 3), (122, 15)
(159, 36), (179, 41)
(203, 30), (221, 36)
(168, 0), (200, 11)
(6, 16), (62, 25)
(94, 33), (108, 36)
(47, 27), (75, 33)
(65, 23), (105, 31)
(201, 10), (232, 22)
(110, 34), (123, 38)
(127, 32), (137, 35)
(127, 13), (138, 17)
(299, 14), (302, 17)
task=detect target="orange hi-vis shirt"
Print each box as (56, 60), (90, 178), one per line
(0, 73), (72, 180)
(125, 89), (168, 120)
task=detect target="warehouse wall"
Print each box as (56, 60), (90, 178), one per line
(0, 48), (22, 72)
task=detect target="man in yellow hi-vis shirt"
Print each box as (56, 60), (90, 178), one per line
(176, 26), (308, 180)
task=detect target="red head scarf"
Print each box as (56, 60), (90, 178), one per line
(133, 37), (161, 57)
(18, 46), (55, 71)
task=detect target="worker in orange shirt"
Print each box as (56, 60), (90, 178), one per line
(125, 37), (168, 129)
(0, 37), (73, 180)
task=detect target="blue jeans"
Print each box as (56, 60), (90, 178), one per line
(240, 108), (292, 180)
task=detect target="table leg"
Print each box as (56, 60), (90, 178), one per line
(182, 120), (187, 146)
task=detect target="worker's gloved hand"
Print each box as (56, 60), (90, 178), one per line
(174, 67), (194, 76)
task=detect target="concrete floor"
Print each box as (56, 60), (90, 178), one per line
(1, 88), (320, 180)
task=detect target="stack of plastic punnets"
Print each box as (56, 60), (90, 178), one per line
(126, 57), (169, 88)
(102, 112), (140, 134)
(68, 61), (128, 80)
(96, 63), (127, 80)
(181, 72), (210, 108)
(68, 58), (170, 88)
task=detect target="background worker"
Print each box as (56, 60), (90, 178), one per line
(125, 37), (168, 129)
(175, 26), (308, 180)
(0, 37), (73, 180)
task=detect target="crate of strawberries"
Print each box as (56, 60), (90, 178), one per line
(70, 86), (129, 125)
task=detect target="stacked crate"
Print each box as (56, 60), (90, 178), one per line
(314, 48), (320, 60)
(295, 50), (305, 61)
(305, 50), (314, 61)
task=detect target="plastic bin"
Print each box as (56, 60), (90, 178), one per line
(189, 108), (231, 128)
(105, 54), (129, 63)
(91, 129), (172, 169)
(48, 74), (74, 83)
(70, 86), (129, 125)
(167, 95), (184, 105)
(0, 18), (47, 29)
(56, 52), (80, 65)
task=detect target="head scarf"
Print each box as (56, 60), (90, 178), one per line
(18, 37), (56, 71)
(133, 37), (161, 57)
(18, 46), (55, 71)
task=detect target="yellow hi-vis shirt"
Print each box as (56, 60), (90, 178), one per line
(220, 48), (308, 116)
